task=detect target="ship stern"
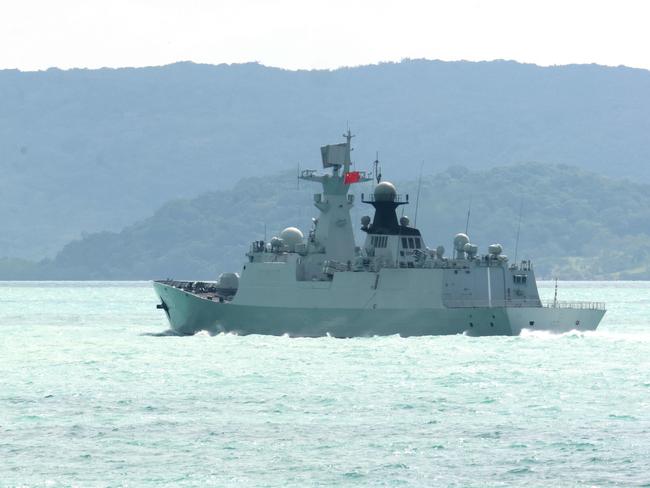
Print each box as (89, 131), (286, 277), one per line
(506, 301), (606, 335)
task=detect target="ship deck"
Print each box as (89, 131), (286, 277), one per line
(154, 280), (234, 302)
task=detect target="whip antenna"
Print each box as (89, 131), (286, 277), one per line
(414, 160), (424, 227)
(465, 197), (472, 235)
(513, 200), (523, 266)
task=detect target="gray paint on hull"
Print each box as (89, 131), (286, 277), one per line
(154, 282), (604, 337)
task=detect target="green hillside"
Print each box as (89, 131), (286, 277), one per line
(2, 60), (650, 259)
(4, 163), (650, 280)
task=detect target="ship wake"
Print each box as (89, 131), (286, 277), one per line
(520, 328), (650, 342)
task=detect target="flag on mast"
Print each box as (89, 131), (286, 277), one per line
(344, 171), (361, 184)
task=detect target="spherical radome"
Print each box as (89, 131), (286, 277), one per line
(453, 233), (470, 251)
(280, 227), (304, 250)
(374, 181), (397, 202)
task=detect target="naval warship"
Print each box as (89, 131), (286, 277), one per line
(154, 132), (606, 336)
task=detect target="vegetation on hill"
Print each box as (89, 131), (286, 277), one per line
(3, 163), (650, 280)
(2, 60), (650, 259)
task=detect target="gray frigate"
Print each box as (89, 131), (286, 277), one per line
(154, 132), (605, 336)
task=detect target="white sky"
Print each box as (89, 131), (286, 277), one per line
(2, 0), (649, 71)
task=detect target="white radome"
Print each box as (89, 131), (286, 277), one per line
(280, 227), (304, 251)
(374, 181), (397, 202)
(453, 233), (470, 251)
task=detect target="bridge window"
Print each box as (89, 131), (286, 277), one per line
(513, 274), (527, 284)
(408, 237), (415, 249)
(401, 237), (408, 248)
(414, 238), (422, 249)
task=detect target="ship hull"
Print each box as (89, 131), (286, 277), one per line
(154, 282), (605, 337)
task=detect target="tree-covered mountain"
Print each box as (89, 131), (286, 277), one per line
(4, 163), (650, 280)
(2, 60), (650, 260)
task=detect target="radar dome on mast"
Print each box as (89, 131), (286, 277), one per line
(374, 181), (397, 202)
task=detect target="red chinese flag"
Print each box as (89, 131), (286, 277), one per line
(344, 171), (361, 184)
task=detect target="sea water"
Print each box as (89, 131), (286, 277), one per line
(1, 281), (649, 487)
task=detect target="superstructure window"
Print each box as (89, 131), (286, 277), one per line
(513, 274), (527, 284)
(401, 237), (408, 248)
(414, 238), (422, 249)
(408, 237), (415, 249)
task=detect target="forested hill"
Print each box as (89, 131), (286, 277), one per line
(2, 60), (650, 260)
(4, 163), (650, 280)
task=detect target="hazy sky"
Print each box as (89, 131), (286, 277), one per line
(2, 0), (649, 71)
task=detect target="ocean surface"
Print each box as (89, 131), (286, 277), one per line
(1, 281), (649, 487)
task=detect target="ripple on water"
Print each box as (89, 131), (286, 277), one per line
(1, 281), (650, 486)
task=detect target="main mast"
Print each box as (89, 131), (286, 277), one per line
(299, 130), (370, 263)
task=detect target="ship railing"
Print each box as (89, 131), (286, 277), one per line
(509, 260), (533, 271)
(155, 279), (218, 292)
(444, 299), (542, 308)
(445, 299), (605, 310)
(361, 193), (409, 204)
(542, 300), (606, 311)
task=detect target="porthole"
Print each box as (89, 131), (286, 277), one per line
(469, 322), (474, 327)
(529, 321), (534, 326)
(490, 322), (494, 327)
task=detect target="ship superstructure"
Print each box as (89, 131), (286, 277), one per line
(154, 132), (605, 336)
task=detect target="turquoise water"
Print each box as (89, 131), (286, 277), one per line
(1, 281), (649, 487)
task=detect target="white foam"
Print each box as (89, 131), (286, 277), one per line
(520, 328), (650, 342)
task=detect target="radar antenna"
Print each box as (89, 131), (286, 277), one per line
(373, 152), (382, 183)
